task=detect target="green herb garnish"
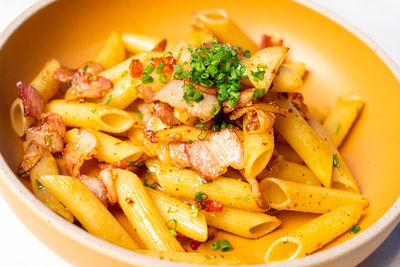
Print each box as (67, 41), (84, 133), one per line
(137, 111), (143, 120)
(333, 153), (340, 167)
(143, 65), (155, 75)
(350, 225), (361, 234)
(250, 64), (266, 82)
(121, 70), (129, 77)
(44, 135), (52, 147)
(210, 241), (219, 250)
(101, 95), (112, 105)
(35, 179), (44, 189)
(252, 88), (265, 100)
(336, 124), (341, 135)
(156, 62), (165, 74)
(82, 65), (88, 72)
(182, 84), (204, 106)
(159, 74), (169, 84)
(217, 239), (232, 252)
(142, 75), (154, 84)
(166, 219), (178, 237)
(211, 104), (221, 116)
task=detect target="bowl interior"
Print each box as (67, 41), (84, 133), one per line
(1, 0), (400, 265)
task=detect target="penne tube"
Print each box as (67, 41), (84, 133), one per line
(271, 65), (303, 92)
(173, 108), (197, 125)
(322, 96), (364, 147)
(257, 160), (321, 186)
(202, 206), (281, 238)
(146, 159), (265, 212)
(137, 250), (244, 265)
(95, 32), (126, 69)
(195, 9), (258, 53)
(128, 127), (158, 158)
(275, 142), (303, 164)
(30, 149), (74, 223)
(259, 178), (368, 213)
(100, 56), (134, 83)
(122, 33), (166, 54)
(146, 188), (208, 242)
(243, 116), (274, 178)
(38, 175), (138, 250)
(10, 59), (61, 136)
(309, 116), (360, 193)
(274, 99), (333, 187)
(114, 168), (184, 252)
(185, 27), (214, 47)
(65, 128), (143, 163)
(45, 100), (134, 133)
(308, 105), (328, 123)
(101, 75), (140, 109)
(282, 62), (307, 78)
(148, 125), (205, 143)
(264, 204), (363, 262)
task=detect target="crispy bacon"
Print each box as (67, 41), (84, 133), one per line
(266, 150), (284, 173)
(136, 85), (156, 104)
(25, 113), (66, 153)
(223, 88), (258, 113)
(244, 110), (276, 133)
(79, 175), (108, 207)
(17, 81), (44, 120)
(54, 68), (75, 83)
(260, 34), (284, 49)
(17, 141), (43, 176)
(155, 80), (220, 121)
(152, 101), (180, 126)
(168, 142), (190, 168)
(99, 168), (118, 206)
(229, 101), (287, 121)
(65, 71), (113, 101)
(63, 128), (98, 177)
(185, 129), (244, 179)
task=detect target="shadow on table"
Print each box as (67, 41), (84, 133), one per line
(358, 223), (400, 267)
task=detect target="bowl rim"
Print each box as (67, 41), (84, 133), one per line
(0, 0), (399, 266)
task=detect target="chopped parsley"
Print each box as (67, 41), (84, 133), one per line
(101, 94), (112, 105)
(194, 191), (208, 208)
(82, 65), (88, 72)
(252, 88), (265, 100)
(44, 135), (52, 147)
(182, 84), (204, 106)
(336, 124), (341, 135)
(68, 80), (73, 87)
(136, 111), (143, 120)
(211, 104), (221, 116)
(175, 41), (248, 107)
(35, 179), (44, 189)
(251, 64), (267, 82)
(333, 153), (340, 167)
(212, 121), (234, 132)
(142, 75), (154, 84)
(141, 176), (156, 189)
(350, 225), (361, 234)
(166, 219), (178, 237)
(243, 194), (251, 201)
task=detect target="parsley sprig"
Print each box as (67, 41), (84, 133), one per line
(176, 40), (250, 107)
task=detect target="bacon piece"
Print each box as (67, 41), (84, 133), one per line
(260, 34), (284, 49)
(63, 128), (99, 177)
(168, 142), (190, 168)
(25, 113), (66, 153)
(136, 85), (156, 104)
(185, 129), (244, 179)
(17, 141), (43, 176)
(152, 101), (180, 126)
(99, 167), (118, 206)
(54, 68), (75, 83)
(79, 175), (108, 207)
(65, 71), (113, 101)
(223, 88), (257, 113)
(155, 80), (220, 121)
(266, 150), (284, 173)
(17, 81), (44, 120)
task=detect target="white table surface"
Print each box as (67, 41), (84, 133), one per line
(0, 0), (399, 266)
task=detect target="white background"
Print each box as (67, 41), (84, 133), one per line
(0, 0), (399, 266)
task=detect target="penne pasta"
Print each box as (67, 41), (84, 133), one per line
(275, 142), (303, 164)
(30, 149), (74, 223)
(282, 62), (307, 78)
(146, 188), (208, 242)
(264, 204), (363, 262)
(257, 160), (321, 186)
(146, 159), (265, 212)
(243, 116), (274, 179)
(137, 250), (244, 265)
(148, 125), (205, 143)
(173, 108), (197, 125)
(195, 9), (258, 53)
(122, 33), (166, 54)
(101, 75), (140, 109)
(274, 99), (333, 187)
(10, 59), (61, 136)
(95, 32), (126, 69)
(202, 206), (281, 238)
(322, 96), (364, 147)
(99, 56), (134, 83)
(45, 100), (134, 133)
(38, 175), (138, 250)
(271, 65), (303, 92)
(65, 128), (143, 163)
(114, 168), (184, 252)
(128, 127), (158, 158)
(309, 116), (360, 193)
(259, 178), (368, 213)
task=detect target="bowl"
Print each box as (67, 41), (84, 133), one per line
(0, 0), (400, 266)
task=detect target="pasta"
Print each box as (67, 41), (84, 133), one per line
(10, 8), (369, 264)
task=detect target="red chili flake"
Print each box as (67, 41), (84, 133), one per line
(129, 59), (143, 78)
(203, 200), (224, 212)
(190, 240), (202, 250)
(151, 57), (176, 73)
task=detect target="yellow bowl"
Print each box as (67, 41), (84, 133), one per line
(0, 0), (400, 266)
